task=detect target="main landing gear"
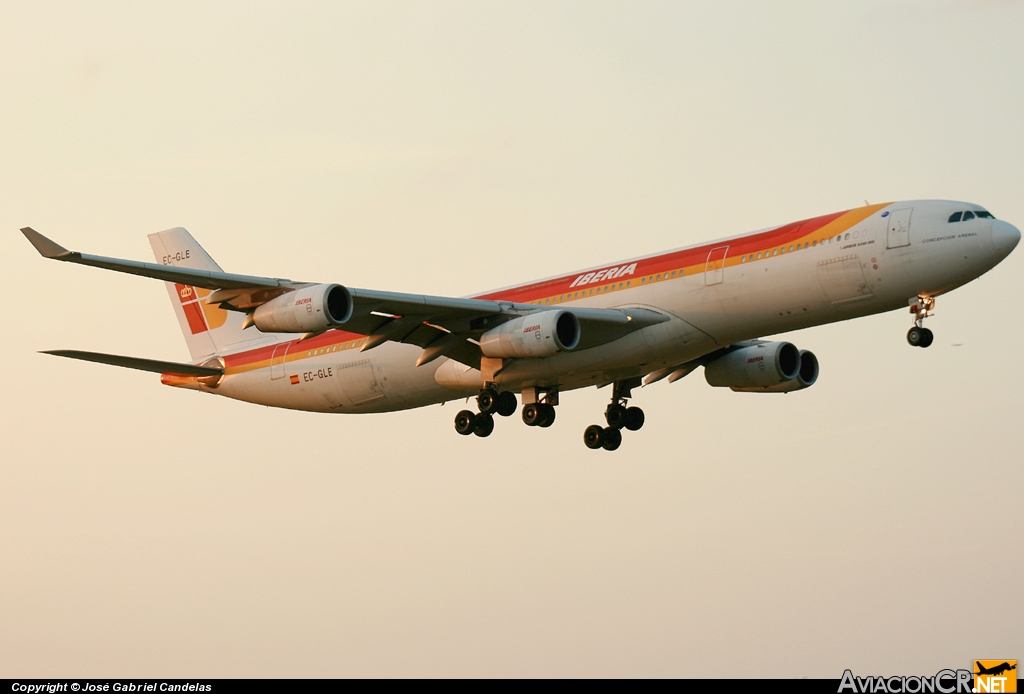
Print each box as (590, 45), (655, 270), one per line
(454, 386), (517, 437)
(907, 295), (935, 348)
(583, 379), (644, 451)
(522, 389), (557, 429)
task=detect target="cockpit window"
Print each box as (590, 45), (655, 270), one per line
(976, 210), (994, 219)
(962, 211), (976, 221)
(948, 212), (962, 223)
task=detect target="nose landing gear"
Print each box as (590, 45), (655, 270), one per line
(454, 386), (517, 437)
(583, 378), (643, 451)
(907, 296), (935, 348)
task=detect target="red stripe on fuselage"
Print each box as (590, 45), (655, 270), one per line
(472, 210), (844, 303)
(218, 206), (876, 372)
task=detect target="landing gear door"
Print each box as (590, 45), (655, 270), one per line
(886, 208), (912, 249)
(704, 245), (729, 286)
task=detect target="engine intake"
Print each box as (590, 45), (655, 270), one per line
(705, 341), (801, 389)
(737, 349), (819, 393)
(480, 310), (580, 359)
(252, 283), (352, 333)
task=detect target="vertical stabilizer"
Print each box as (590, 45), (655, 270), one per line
(148, 228), (274, 359)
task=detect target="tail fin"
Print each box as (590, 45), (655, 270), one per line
(148, 228), (273, 359)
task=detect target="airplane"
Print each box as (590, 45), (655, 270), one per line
(975, 663), (1016, 677)
(21, 199), (1020, 451)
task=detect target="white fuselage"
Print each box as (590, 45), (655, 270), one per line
(194, 200), (1018, 413)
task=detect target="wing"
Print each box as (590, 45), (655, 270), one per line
(41, 349), (223, 377)
(22, 227), (667, 368)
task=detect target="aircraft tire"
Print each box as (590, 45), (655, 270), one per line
(455, 410), (477, 436)
(538, 404), (556, 428)
(624, 407), (645, 431)
(495, 391), (517, 417)
(605, 404), (627, 429)
(601, 427), (622, 451)
(584, 425), (604, 449)
(522, 403), (542, 427)
(477, 389), (498, 415)
(473, 413), (494, 437)
(920, 328), (934, 348)
(907, 327), (924, 347)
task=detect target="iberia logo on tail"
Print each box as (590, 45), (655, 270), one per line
(175, 283), (228, 334)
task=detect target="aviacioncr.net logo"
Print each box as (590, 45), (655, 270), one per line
(839, 669), (973, 694)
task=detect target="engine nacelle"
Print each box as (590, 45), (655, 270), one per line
(704, 341), (801, 389)
(252, 283), (353, 333)
(730, 349), (819, 393)
(479, 310), (580, 359)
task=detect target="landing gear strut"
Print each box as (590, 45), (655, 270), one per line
(584, 378), (644, 451)
(454, 386), (517, 437)
(907, 295), (935, 348)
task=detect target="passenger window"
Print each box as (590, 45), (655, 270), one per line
(963, 211), (975, 221)
(844, 233), (850, 240)
(641, 278), (646, 284)
(741, 256), (746, 263)
(789, 245), (794, 252)
(812, 240), (817, 247)
(772, 249), (778, 256)
(757, 252), (762, 259)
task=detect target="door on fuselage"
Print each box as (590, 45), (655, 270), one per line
(886, 208), (912, 248)
(704, 245), (729, 286)
(270, 341), (291, 380)
(334, 359), (386, 407)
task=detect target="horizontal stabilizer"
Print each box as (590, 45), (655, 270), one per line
(41, 350), (223, 376)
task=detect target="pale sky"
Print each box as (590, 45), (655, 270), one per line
(1, 0), (1021, 678)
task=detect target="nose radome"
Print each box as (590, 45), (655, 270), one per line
(992, 219), (1021, 257)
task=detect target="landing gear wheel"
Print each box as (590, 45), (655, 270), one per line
(907, 327), (925, 347)
(624, 407), (645, 431)
(473, 413), (494, 437)
(605, 404), (628, 429)
(455, 410), (477, 436)
(920, 328), (934, 348)
(495, 391), (517, 417)
(477, 388), (498, 415)
(601, 427), (622, 451)
(522, 403), (542, 427)
(538, 404), (556, 428)
(584, 425), (605, 450)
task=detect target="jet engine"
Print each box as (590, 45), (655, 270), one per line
(730, 349), (819, 393)
(252, 283), (353, 333)
(704, 341), (802, 390)
(479, 310), (580, 359)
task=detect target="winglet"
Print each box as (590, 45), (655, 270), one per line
(21, 227), (72, 259)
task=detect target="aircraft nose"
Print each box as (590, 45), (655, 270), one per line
(992, 219), (1021, 257)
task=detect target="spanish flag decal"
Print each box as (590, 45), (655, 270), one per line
(289, 374), (300, 385)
